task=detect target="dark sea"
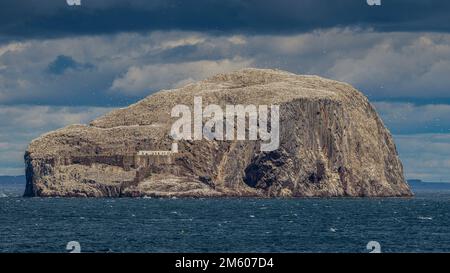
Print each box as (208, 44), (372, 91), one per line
(1, 183), (450, 253)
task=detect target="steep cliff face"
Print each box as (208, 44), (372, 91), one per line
(24, 68), (412, 197)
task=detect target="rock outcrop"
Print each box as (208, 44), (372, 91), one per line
(24, 68), (412, 197)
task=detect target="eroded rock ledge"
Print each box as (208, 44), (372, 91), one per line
(24, 68), (412, 197)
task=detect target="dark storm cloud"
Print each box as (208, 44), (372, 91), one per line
(0, 0), (450, 42)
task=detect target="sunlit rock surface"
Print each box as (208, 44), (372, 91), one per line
(24, 68), (412, 197)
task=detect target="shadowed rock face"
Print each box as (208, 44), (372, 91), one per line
(24, 68), (412, 197)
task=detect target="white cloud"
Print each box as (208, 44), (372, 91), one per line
(2, 29), (450, 104)
(159, 36), (206, 50)
(395, 134), (450, 181)
(319, 32), (450, 99)
(227, 35), (247, 45)
(110, 58), (253, 95)
(0, 42), (27, 57)
(217, 29), (450, 100)
(374, 102), (450, 134)
(0, 105), (113, 129)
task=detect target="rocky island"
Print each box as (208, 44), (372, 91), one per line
(24, 68), (412, 197)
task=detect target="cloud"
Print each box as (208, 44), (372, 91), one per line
(110, 58), (253, 95)
(2, 29), (450, 106)
(357, 102), (450, 181)
(159, 36), (207, 50)
(323, 35), (450, 101)
(1, 0), (450, 42)
(0, 105), (114, 175)
(0, 105), (112, 129)
(0, 42), (26, 56)
(374, 102), (450, 134)
(395, 134), (450, 181)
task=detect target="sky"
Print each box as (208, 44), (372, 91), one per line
(0, 0), (450, 181)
